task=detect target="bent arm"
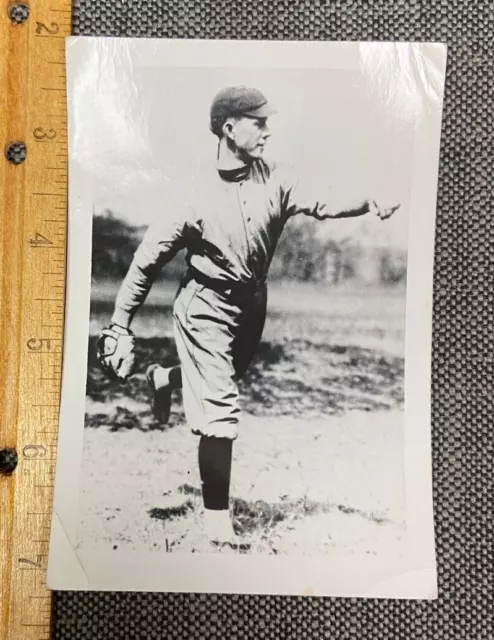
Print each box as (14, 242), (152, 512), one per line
(111, 218), (185, 328)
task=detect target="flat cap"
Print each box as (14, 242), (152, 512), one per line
(210, 86), (277, 120)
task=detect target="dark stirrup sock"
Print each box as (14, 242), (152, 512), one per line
(168, 365), (182, 389)
(198, 435), (233, 510)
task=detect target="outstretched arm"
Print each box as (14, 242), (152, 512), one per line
(279, 168), (399, 221)
(111, 217), (186, 329)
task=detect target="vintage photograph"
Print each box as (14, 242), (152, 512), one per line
(49, 39), (445, 597)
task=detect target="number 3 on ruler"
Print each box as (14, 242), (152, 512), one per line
(35, 21), (59, 35)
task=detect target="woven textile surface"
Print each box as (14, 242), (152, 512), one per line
(53, 1), (493, 638)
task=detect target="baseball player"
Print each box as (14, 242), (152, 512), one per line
(97, 86), (399, 547)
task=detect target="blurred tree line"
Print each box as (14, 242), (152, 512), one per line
(92, 210), (406, 285)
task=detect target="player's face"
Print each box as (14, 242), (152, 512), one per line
(229, 116), (271, 159)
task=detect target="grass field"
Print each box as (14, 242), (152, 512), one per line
(78, 279), (406, 556)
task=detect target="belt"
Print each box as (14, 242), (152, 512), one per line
(188, 268), (266, 297)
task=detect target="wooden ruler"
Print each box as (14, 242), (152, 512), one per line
(0, 0), (71, 638)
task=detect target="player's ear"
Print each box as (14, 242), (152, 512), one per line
(222, 117), (236, 141)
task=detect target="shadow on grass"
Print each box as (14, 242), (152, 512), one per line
(232, 495), (389, 535)
(241, 338), (404, 417)
(149, 500), (194, 521)
(148, 484), (199, 522)
(85, 332), (404, 430)
(85, 406), (177, 433)
(146, 483), (389, 533)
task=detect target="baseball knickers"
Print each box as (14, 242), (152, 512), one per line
(173, 272), (267, 440)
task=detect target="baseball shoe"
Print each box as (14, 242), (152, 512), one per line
(203, 509), (249, 550)
(146, 364), (173, 425)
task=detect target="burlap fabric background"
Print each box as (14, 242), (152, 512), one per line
(52, 1), (493, 638)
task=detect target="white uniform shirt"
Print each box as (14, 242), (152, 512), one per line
(112, 158), (371, 328)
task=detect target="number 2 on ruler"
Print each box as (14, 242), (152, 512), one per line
(35, 21), (59, 35)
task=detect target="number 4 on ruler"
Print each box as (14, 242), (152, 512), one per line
(29, 232), (52, 247)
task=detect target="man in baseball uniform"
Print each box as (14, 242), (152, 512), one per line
(98, 86), (399, 547)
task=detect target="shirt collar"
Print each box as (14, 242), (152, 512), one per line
(217, 163), (251, 183)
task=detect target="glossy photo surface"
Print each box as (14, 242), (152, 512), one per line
(48, 38), (446, 598)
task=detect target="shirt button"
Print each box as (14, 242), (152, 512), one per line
(247, 216), (251, 222)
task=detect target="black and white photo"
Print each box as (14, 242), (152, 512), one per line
(48, 38), (446, 598)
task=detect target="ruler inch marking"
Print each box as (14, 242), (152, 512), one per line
(1, 1), (70, 638)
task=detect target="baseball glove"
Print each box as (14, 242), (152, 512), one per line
(96, 324), (136, 381)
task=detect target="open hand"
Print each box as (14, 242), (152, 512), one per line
(370, 200), (401, 221)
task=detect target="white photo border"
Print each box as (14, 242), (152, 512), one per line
(48, 38), (446, 598)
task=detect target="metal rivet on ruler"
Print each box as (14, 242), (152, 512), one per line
(7, 3), (30, 23)
(5, 141), (27, 164)
(0, 448), (18, 475)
